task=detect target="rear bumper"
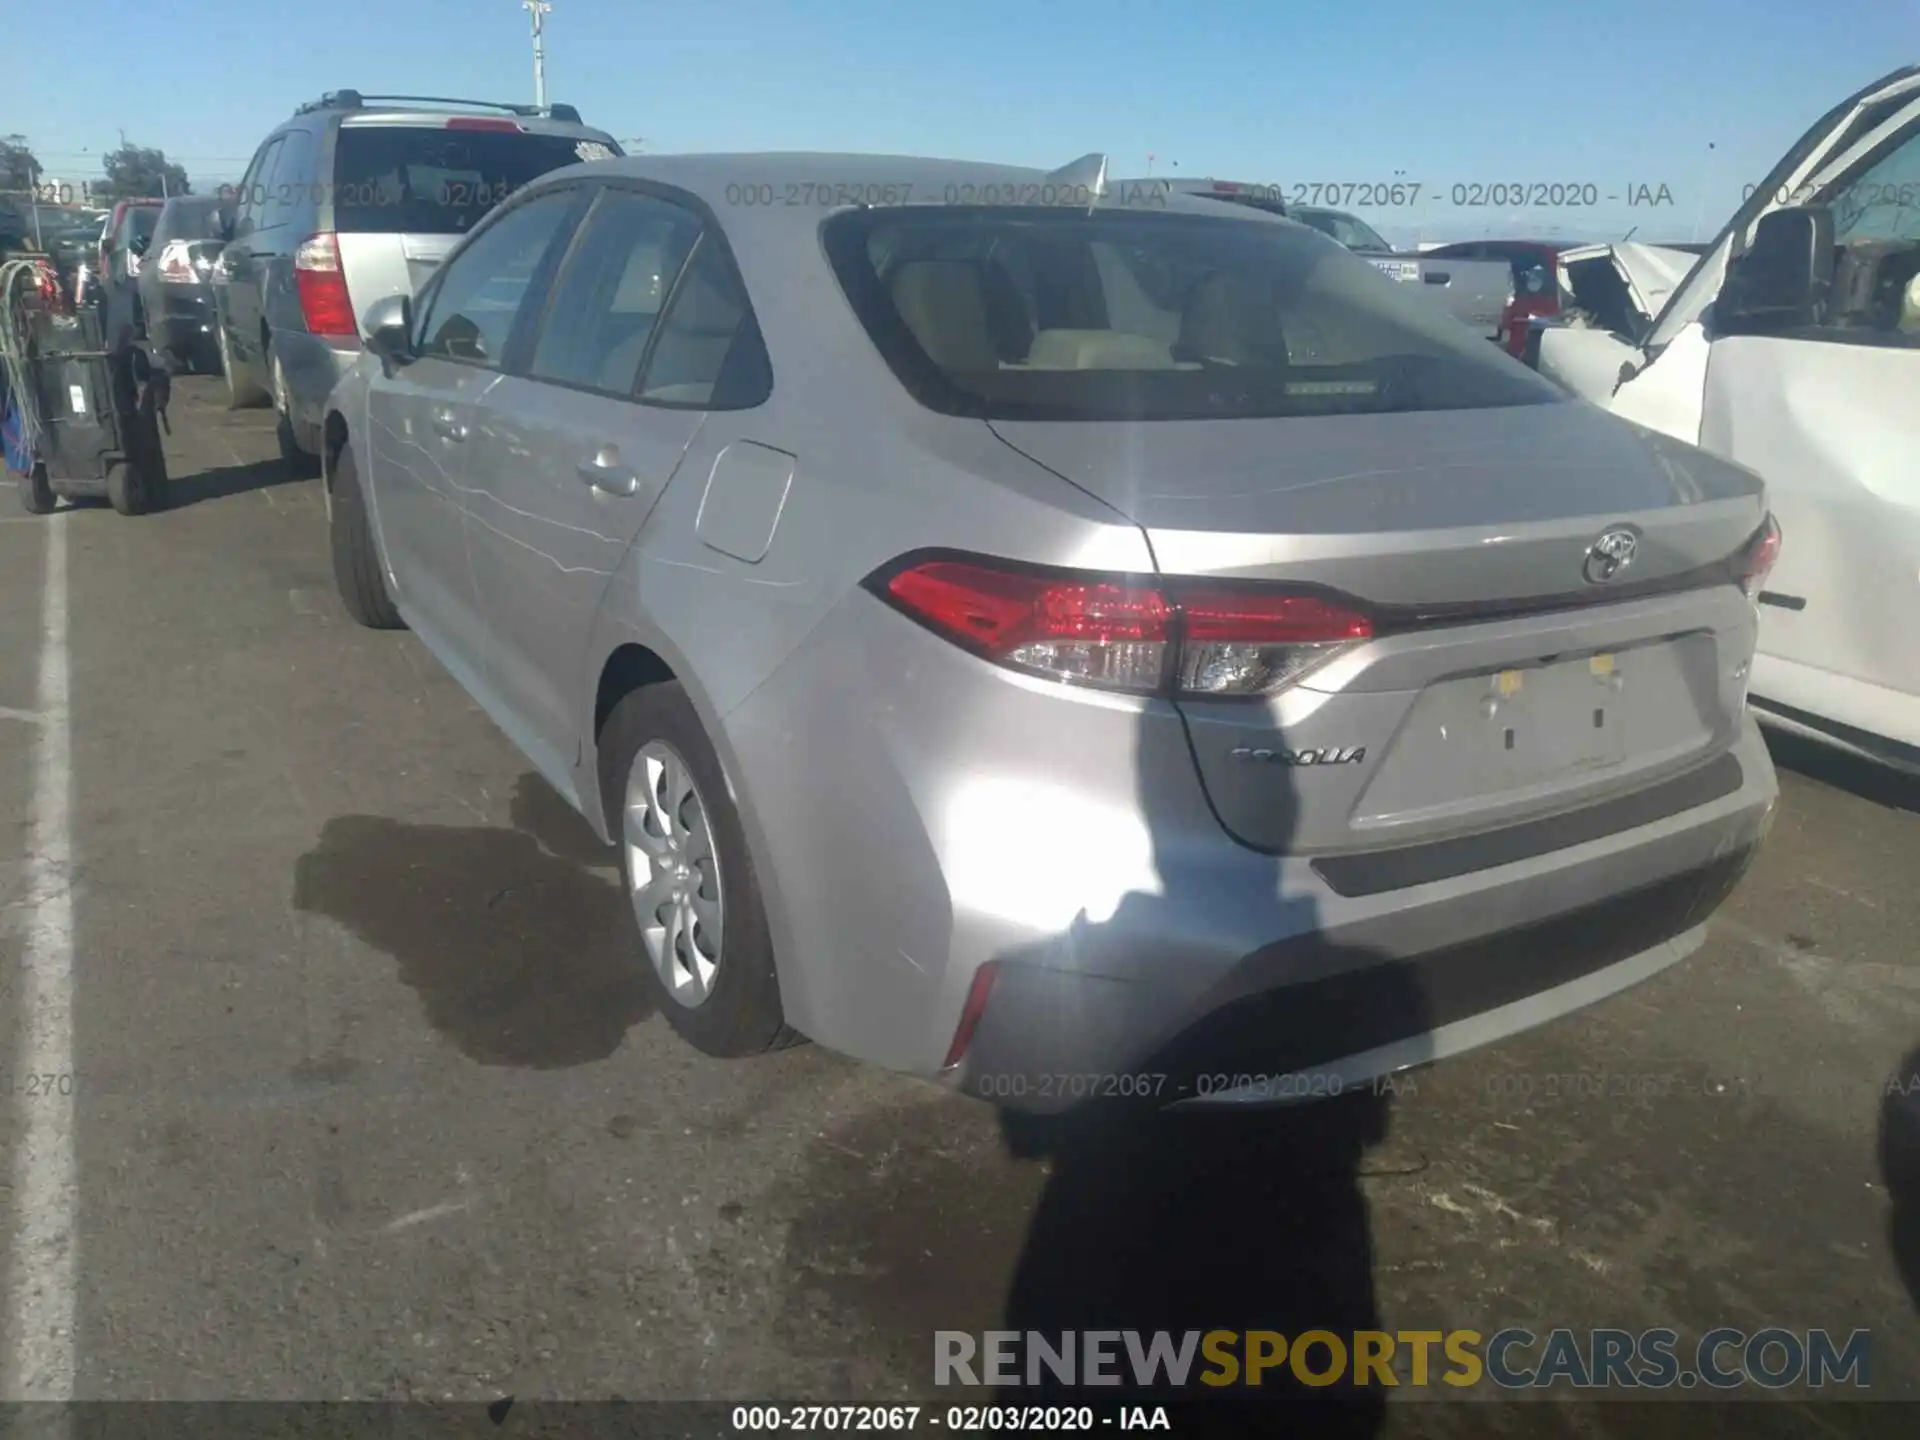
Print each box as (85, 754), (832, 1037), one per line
(954, 727), (1773, 1112)
(151, 286), (218, 354)
(719, 591), (1780, 1112)
(274, 329), (360, 441)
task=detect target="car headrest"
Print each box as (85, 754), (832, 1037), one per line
(611, 244), (668, 313)
(1026, 329), (1178, 370)
(1178, 270), (1276, 365)
(890, 260), (997, 371)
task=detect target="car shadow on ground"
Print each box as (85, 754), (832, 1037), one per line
(966, 705), (1425, 1436)
(290, 772), (649, 1069)
(1881, 1045), (1920, 1317)
(164, 458), (308, 510)
(1762, 727), (1920, 814)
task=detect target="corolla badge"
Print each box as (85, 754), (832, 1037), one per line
(1583, 527), (1640, 585)
(1231, 745), (1366, 767)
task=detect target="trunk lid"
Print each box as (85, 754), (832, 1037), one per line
(989, 404), (1767, 857)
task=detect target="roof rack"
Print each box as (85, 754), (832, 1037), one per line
(294, 91), (583, 124)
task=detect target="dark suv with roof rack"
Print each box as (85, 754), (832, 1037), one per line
(210, 89), (621, 474)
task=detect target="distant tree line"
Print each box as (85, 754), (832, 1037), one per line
(1, 135), (192, 204)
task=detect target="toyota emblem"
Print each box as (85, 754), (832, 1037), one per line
(1583, 527), (1639, 585)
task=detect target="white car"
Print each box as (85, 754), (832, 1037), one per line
(1539, 63), (1920, 774)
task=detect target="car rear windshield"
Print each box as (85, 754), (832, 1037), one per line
(822, 206), (1564, 422)
(1291, 208), (1392, 253)
(155, 199), (223, 243)
(331, 127), (607, 235)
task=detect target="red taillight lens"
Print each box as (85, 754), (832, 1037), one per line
(1741, 513), (1782, 597)
(293, 232), (357, 337)
(877, 556), (1373, 698)
(943, 961), (1000, 1070)
(1175, 587), (1374, 694)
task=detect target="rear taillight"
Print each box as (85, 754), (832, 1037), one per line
(1740, 513), (1782, 598)
(873, 555), (1374, 698)
(293, 232), (357, 337)
(943, 962), (1000, 1070)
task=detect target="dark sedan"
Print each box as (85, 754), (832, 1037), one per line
(135, 196), (225, 372)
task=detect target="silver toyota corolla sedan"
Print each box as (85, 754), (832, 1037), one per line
(321, 151), (1782, 1112)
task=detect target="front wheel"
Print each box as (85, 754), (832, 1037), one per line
(600, 681), (799, 1057)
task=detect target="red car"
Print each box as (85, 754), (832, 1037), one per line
(1420, 240), (1572, 357)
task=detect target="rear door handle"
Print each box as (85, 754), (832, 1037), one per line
(577, 449), (638, 497)
(1423, 271), (1451, 284)
(431, 410), (468, 442)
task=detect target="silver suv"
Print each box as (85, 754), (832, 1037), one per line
(211, 90), (620, 475)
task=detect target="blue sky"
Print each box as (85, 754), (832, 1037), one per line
(12, 0), (1914, 245)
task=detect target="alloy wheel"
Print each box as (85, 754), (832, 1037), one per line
(624, 740), (726, 1006)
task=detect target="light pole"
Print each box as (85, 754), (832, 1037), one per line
(524, 0), (552, 112)
(1693, 141), (1716, 244)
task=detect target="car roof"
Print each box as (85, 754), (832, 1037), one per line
(530, 152), (1270, 225)
(275, 107), (616, 145)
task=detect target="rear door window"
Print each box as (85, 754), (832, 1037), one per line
(332, 127), (608, 236)
(259, 128), (315, 233)
(525, 189), (703, 395)
(235, 137), (283, 239)
(635, 235), (772, 409)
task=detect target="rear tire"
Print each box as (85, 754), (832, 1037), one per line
(106, 461), (148, 516)
(600, 681), (800, 1057)
(328, 440), (405, 629)
(19, 463), (56, 515)
(272, 351), (322, 479)
(107, 417), (169, 516)
(277, 412), (321, 478)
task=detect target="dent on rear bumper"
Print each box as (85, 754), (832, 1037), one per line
(725, 592), (1780, 1105)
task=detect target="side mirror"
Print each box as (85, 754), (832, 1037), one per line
(130, 233), (150, 256)
(1716, 206), (1835, 334)
(362, 292), (414, 367)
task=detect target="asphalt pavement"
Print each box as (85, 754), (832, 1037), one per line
(2, 378), (1918, 1434)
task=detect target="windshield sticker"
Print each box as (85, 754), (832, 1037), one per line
(575, 141), (616, 163)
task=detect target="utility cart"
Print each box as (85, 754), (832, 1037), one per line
(2, 256), (170, 516)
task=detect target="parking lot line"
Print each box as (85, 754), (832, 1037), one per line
(4, 512), (76, 1410)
